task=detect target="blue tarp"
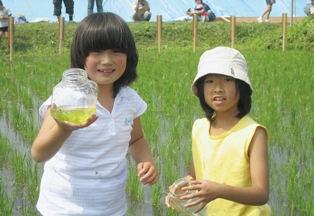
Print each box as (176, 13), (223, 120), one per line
(3, 0), (306, 23)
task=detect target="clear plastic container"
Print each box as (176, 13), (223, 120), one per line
(168, 178), (206, 216)
(50, 68), (98, 124)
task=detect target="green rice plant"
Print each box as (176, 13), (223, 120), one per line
(0, 119), (41, 215)
(151, 182), (163, 207)
(127, 156), (144, 199)
(0, 137), (14, 215)
(0, 184), (14, 216)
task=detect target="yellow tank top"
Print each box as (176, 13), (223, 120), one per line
(192, 115), (271, 216)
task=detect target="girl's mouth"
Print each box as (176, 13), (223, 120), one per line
(214, 97), (225, 101)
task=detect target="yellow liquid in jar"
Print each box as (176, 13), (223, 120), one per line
(50, 106), (96, 124)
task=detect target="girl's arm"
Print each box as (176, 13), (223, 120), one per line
(188, 158), (196, 179)
(182, 127), (269, 210)
(128, 117), (158, 185)
(31, 107), (98, 163)
(216, 127), (269, 204)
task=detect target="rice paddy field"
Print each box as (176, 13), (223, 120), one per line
(0, 16), (314, 215)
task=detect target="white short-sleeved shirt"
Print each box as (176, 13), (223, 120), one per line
(0, 7), (11, 27)
(36, 86), (147, 216)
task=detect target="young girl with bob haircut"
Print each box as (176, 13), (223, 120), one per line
(31, 12), (158, 215)
(166, 46), (271, 215)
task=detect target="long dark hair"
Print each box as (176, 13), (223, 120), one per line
(196, 76), (252, 121)
(70, 12), (138, 97)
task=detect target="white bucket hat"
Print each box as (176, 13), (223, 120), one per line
(191, 46), (253, 96)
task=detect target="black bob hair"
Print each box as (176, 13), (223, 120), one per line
(195, 75), (252, 121)
(70, 12), (138, 97)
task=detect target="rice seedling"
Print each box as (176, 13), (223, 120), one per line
(0, 184), (14, 215)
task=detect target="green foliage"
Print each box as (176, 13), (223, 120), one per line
(286, 14), (314, 50)
(1, 17), (314, 54)
(0, 184), (14, 216)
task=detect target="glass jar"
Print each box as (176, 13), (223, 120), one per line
(50, 68), (98, 124)
(168, 178), (206, 216)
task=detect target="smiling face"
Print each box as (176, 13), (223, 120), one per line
(71, 13), (138, 97)
(203, 74), (240, 115)
(85, 50), (127, 88)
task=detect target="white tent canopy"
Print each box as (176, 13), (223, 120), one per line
(4, 0), (305, 23)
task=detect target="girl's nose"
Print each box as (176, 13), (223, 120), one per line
(214, 88), (223, 93)
(100, 52), (112, 65)
(213, 82), (223, 93)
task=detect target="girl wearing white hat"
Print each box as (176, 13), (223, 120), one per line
(166, 46), (271, 215)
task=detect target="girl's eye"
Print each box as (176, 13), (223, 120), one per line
(112, 49), (122, 53)
(224, 78), (233, 82)
(90, 51), (102, 55)
(205, 79), (213, 83)
(89, 52), (101, 57)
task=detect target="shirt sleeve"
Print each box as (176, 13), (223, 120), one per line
(122, 87), (147, 119)
(39, 96), (52, 118)
(133, 91), (147, 118)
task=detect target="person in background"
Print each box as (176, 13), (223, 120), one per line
(133, 0), (151, 21)
(14, 14), (28, 24)
(257, 0), (276, 23)
(195, 3), (207, 22)
(0, 0), (11, 49)
(88, 0), (103, 15)
(53, 0), (74, 22)
(186, 0), (216, 22)
(165, 46), (270, 215)
(31, 12), (158, 215)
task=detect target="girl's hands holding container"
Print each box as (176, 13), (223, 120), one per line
(165, 176), (207, 215)
(50, 103), (98, 131)
(165, 175), (195, 209)
(180, 179), (219, 212)
(53, 112), (99, 132)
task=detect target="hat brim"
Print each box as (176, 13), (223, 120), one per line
(191, 68), (253, 96)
